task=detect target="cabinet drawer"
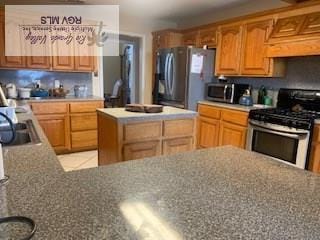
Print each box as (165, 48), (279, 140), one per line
(123, 141), (161, 161)
(31, 102), (68, 115)
(124, 121), (162, 142)
(221, 109), (248, 127)
(313, 125), (320, 142)
(163, 137), (194, 155)
(198, 104), (221, 119)
(71, 130), (97, 149)
(71, 113), (97, 131)
(70, 101), (103, 113)
(163, 119), (194, 137)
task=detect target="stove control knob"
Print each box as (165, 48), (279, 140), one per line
(292, 121), (297, 128)
(260, 115), (265, 122)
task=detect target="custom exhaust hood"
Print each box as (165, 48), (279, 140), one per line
(267, 11), (320, 57)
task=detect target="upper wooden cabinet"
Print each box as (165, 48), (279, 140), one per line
(199, 27), (217, 48)
(241, 19), (273, 75)
(216, 20), (286, 77)
(300, 12), (320, 34)
(270, 15), (305, 38)
(183, 30), (199, 46)
(153, 30), (182, 50)
(216, 24), (243, 75)
(27, 56), (50, 69)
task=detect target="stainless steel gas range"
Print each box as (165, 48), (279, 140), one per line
(247, 88), (320, 169)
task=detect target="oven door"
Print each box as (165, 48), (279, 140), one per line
(246, 120), (310, 169)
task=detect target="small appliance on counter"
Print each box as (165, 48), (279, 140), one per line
(49, 85), (69, 98)
(206, 83), (249, 104)
(5, 84), (17, 99)
(74, 85), (88, 98)
(239, 89), (253, 106)
(31, 84), (49, 98)
(247, 88), (320, 169)
(18, 88), (32, 99)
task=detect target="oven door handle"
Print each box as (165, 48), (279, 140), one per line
(249, 121), (309, 138)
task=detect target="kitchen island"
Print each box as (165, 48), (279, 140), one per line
(97, 106), (198, 165)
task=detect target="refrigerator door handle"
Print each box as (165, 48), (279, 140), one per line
(169, 53), (174, 96)
(167, 53), (173, 96)
(164, 54), (170, 95)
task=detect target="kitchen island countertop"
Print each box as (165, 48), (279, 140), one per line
(97, 106), (197, 123)
(1, 109), (320, 239)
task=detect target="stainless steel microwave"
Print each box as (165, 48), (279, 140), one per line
(205, 83), (249, 104)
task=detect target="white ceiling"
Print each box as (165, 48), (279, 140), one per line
(5, 0), (290, 27)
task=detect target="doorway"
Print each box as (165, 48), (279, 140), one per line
(103, 34), (140, 106)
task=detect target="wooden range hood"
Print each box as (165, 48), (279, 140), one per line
(267, 11), (320, 57)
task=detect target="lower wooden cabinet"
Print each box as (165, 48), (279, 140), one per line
(98, 115), (196, 166)
(218, 122), (247, 149)
(308, 124), (320, 173)
(31, 100), (103, 154)
(163, 137), (193, 155)
(123, 141), (161, 161)
(197, 116), (220, 148)
(197, 104), (248, 149)
(36, 114), (70, 152)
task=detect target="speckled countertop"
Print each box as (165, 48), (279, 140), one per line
(97, 106), (197, 123)
(1, 108), (320, 240)
(198, 100), (272, 112)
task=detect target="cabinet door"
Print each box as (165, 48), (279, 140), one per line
(27, 56), (51, 69)
(241, 19), (273, 75)
(52, 31), (74, 70)
(74, 38), (95, 71)
(270, 15), (305, 39)
(183, 30), (199, 46)
(300, 12), (320, 35)
(123, 141), (161, 161)
(219, 122), (247, 149)
(71, 130), (97, 150)
(216, 25), (242, 75)
(199, 27), (217, 48)
(197, 116), (220, 148)
(163, 137), (194, 155)
(0, 11), (26, 68)
(308, 143), (320, 173)
(36, 114), (70, 153)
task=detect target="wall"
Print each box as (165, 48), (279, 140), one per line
(103, 56), (121, 94)
(221, 56), (320, 105)
(0, 69), (93, 96)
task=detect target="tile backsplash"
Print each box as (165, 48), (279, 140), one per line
(0, 69), (93, 96)
(213, 56), (320, 106)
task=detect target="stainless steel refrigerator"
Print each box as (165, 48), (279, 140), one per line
(154, 47), (215, 111)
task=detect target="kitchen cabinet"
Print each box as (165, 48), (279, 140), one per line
(153, 30), (182, 50)
(97, 112), (196, 166)
(216, 20), (285, 77)
(31, 100), (103, 154)
(215, 24), (243, 75)
(219, 122), (247, 148)
(182, 30), (199, 46)
(27, 56), (51, 69)
(199, 27), (217, 48)
(197, 116), (220, 148)
(197, 103), (248, 149)
(241, 19), (273, 75)
(270, 15), (305, 39)
(74, 39), (95, 71)
(308, 124), (320, 173)
(37, 114), (70, 152)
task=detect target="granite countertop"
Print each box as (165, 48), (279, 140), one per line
(97, 106), (197, 123)
(1, 109), (320, 240)
(198, 100), (272, 112)
(23, 95), (104, 103)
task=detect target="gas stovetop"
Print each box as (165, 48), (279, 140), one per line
(249, 108), (319, 130)
(249, 88), (320, 130)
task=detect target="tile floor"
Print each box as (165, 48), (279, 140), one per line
(57, 150), (98, 172)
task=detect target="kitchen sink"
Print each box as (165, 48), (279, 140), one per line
(0, 120), (41, 146)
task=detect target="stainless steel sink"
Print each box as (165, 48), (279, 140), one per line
(0, 120), (41, 146)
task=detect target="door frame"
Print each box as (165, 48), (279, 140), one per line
(96, 31), (145, 104)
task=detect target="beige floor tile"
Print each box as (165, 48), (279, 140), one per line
(59, 156), (89, 169)
(67, 150), (97, 159)
(77, 158), (98, 170)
